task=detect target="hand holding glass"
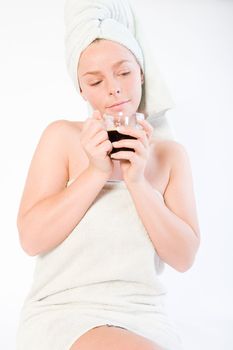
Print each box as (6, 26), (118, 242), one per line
(103, 112), (145, 155)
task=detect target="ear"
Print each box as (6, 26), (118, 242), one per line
(141, 70), (144, 85)
(79, 84), (87, 101)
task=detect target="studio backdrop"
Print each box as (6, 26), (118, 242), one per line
(0, 1), (232, 349)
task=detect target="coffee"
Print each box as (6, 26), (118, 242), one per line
(107, 129), (137, 155)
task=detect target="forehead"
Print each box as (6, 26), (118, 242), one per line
(78, 39), (138, 73)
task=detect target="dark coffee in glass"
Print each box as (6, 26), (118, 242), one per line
(107, 129), (137, 155)
(103, 112), (145, 156)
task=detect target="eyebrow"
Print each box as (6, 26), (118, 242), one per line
(82, 59), (131, 77)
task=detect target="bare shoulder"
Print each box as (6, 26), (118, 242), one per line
(154, 139), (188, 161)
(35, 119), (72, 150)
(17, 119), (83, 221)
(156, 139), (193, 181)
(41, 119), (84, 154)
(42, 119), (83, 137)
(42, 118), (70, 132)
(37, 118), (85, 179)
(151, 138), (189, 178)
(154, 139), (193, 190)
(34, 119), (83, 165)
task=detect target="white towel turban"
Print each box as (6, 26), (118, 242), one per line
(64, 0), (176, 139)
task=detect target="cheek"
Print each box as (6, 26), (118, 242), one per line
(84, 87), (102, 103)
(129, 75), (142, 98)
(83, 87), (106, 111)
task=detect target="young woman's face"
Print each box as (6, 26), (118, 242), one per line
(78, 39), (144, 117)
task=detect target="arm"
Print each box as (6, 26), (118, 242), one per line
(17, 120), (109, 257)
(126, 141), (201, 272)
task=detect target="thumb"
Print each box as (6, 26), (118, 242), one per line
(93, 110), (102, 120)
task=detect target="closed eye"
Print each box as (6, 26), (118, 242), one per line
(121, 72), (130, 76)
(90, 72), (130, 86)
(90, 81), (102, 86)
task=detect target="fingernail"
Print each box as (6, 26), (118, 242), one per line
(136, 113), (145, 121)
(117, 126), (124, 132)
(94, 110), (101, 118)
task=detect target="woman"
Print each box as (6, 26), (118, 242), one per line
(16, 1), (200, 350)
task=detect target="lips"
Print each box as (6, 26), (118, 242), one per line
(107, 100), (130, 108)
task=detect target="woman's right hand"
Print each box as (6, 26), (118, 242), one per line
(80, 110), (113, 175)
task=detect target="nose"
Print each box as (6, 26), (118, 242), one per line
(107, 79), (121, 96)
(110, 88), (120, 95)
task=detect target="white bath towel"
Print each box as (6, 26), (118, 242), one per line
(64, 0), (176, 121)
(16, 181), (183, 350)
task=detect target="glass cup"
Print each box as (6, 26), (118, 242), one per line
(103, 112), (145, 155)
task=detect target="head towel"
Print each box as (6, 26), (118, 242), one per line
(64, 0), (176, 139)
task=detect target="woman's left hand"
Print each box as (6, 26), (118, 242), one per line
(110, 119), (154, 184)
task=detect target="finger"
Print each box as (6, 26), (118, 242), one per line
(82, 110), (102, 132)
(89, 129), (109, 147)
(82, 116), (104, 139)
(112, 139), (145, 155)
(137, 119), (154, 139)
(97, 139), (113, 155)
(117, 127), (148, 148)
(110, 151), (135, 161)
(135, 120), (154, 144)
(110, 151), (139, 164)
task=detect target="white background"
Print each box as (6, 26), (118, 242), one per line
(0, 0), (232, 349)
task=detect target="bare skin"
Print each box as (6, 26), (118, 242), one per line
(67, 120), (170, 197)
(69, 324), (164, 350)
(17, 39), (200, 260)
(17, 39), (200, 349)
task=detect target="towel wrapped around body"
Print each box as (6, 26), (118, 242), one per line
(16, 181), (183, 350)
